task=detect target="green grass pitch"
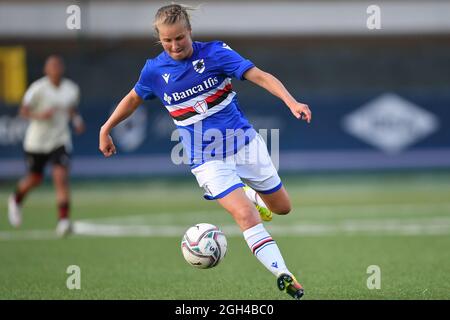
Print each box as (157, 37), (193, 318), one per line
(1, 171), (449, 299)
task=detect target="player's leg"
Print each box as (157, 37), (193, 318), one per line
(216, 188), (292, 275)
(216, 188), (303, 299)
(52, 165), (70, 218)
(15, 173), (44, 201)
(191, 158), (304, 299)
(52, 164), (72, 236)
(257, 186), (292, 215)
(192, 160), (292, 275)
(242, 185), (273, 221)
(8, 153), (45, 227)
(51, 147), (72, 236)
(243, 184), (292, 216)
(216, 187), (261, 231)
(239, 134), (291, 218)
(236, 134), (304, 299)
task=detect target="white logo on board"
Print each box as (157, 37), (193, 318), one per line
(342, 93), (439, 154)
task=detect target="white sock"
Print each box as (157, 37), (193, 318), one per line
(243, 223), (290, 277)
(244, 186), (267, 208)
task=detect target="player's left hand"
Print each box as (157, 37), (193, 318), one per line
(99, 133), (117, 157)
(289, 102), (311, 123)
(74, 122), (86, 135)
(71, 113), (86, 135)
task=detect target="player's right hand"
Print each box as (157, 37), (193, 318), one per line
(99, 133), (116, 157)
(40, 108), (56, 120)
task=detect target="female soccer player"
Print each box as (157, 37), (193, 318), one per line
(99, 4), (311, 299)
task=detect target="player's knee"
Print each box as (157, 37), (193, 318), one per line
(273, 202), (292, 215)
(31, 173), (43, 186)
(234, 206), (260, 228)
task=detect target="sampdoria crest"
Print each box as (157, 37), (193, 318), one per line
(192, 59), (205, 74)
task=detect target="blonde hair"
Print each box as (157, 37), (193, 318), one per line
(153, 3), (194, 34)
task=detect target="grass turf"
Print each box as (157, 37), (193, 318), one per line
(0, 171), (449, 299)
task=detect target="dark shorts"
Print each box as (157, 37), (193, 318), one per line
(25, 146), (70, 174)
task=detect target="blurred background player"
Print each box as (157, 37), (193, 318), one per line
(7, 55), (85, 237)
(99, 4), (311, 299)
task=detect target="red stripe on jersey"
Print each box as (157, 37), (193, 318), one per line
(205, 84), (233, 104)
(168, 84), (233, 119)
(169, 106), (196, 118)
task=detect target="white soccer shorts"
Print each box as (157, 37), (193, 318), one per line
(191, 134), (282, 200)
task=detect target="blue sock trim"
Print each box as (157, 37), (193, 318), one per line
(255, 182), (283, 195)
(204, 183), (246, 200)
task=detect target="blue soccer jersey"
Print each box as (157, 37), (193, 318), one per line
(134, 41), (257, 167)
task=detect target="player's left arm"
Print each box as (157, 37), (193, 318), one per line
(69, 84), (85, 135)
(243, 66), (311, 123)
(69, 107), (85, 135)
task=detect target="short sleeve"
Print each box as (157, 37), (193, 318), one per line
(72, 83), (80, 107)
(134, 61), (156, 100)
(22, 81), (41, 109)
(213, 41), (255, 80)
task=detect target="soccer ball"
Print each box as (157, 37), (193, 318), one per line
(181, 223), (227, 269)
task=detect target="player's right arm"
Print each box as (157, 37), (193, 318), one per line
(99, 88), (143, 157)
(19, 105), (55, 120)
(20, 81), (55, 120)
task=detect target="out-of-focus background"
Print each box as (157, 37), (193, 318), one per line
(1, 0), (450, 176)
(0, 1), (449, 300)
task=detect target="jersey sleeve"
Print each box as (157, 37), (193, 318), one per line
(22, 81), (41, 109)
(213, 41), (255, 80)
(71, 82), (80, 107)
(134, 60), (156, 100)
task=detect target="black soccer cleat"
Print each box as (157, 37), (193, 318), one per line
(277, 273), (304, 300)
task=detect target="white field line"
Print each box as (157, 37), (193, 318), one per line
(76, 202), (450, 225)
(1, 202), (449, 240)
(1, 217), (449, 240)
(0, 230), (58, 240)
(72, 217), (450, 237)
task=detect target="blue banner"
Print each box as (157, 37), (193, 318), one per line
(1, 90), (449, 177)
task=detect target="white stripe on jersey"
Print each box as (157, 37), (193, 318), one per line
(164, 78), (232, 112)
